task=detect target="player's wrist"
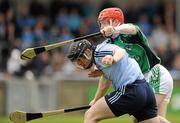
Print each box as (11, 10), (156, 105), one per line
(114, 26), (121, 34)
(111, 26), (121, 39)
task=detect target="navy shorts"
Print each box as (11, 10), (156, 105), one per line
(105, 79), (157, 122)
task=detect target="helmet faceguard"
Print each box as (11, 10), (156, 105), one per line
(67, 39), (93, 69)
(98, 7), (124, 25)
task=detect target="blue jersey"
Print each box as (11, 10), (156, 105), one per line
(94, 41), (144, 90)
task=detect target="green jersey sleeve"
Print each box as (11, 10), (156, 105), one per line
(112, 24), (161, 73)
(134, 25), (149, 46)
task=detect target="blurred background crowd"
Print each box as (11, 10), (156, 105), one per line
(0, 0), (179, 80)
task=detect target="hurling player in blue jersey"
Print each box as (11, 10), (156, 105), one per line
(67, 39), (160, 123)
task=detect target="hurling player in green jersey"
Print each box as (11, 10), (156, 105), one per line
(89, 7), (173, 123)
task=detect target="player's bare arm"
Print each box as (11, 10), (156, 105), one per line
(114, 24), (137, 35)
(90, 75), (111, 105)
(101, 24), (137, 38)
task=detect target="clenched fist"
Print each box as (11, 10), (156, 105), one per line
(100, 26), (115, 38)
(102, 55), (114, 66)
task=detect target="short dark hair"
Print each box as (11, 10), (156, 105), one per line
(67, 39), (92, 62)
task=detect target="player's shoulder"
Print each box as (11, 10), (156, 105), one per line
(96, 40), (119, 51)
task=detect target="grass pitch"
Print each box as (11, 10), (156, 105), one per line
(1, 112), (180, 123)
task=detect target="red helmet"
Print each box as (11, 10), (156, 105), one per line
(98, 7), (124, 24)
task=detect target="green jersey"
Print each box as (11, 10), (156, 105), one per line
(111, 25), (160, 73)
